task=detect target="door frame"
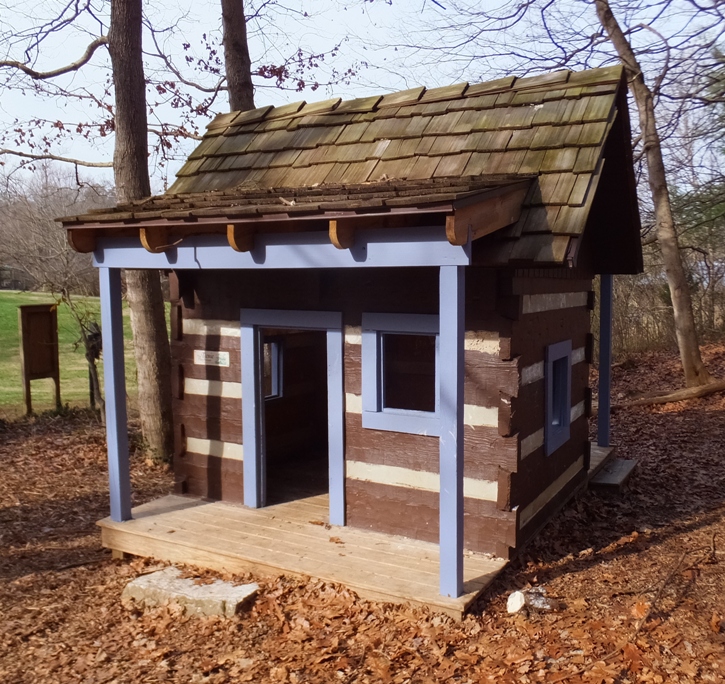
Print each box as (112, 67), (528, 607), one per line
(240, 309), (345, 525)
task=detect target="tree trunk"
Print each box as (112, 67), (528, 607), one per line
(221, 0), (255, 112)
(108, 0), (150, 203)
(594, 0), (711, 387)
(124, 269), (173, 460)
(108, 0), (174, 460)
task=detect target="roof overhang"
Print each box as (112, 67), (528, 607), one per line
(64, 179), (532, 257)
(58, 66), (643, 272)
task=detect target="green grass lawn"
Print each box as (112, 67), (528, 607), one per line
(0, 291), (138, 420)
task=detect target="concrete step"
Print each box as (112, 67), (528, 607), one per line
(589, 458), (638, 490)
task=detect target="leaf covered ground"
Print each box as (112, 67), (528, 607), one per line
(1, 347), (725, 683)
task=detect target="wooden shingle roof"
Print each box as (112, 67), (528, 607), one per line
(62, 65), (641, 269)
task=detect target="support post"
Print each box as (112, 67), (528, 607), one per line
(327, 328), (345, 526)
(438, 265), (465, 597)
(241, 323), (264, 507)
(99, 267), (132, 522)
(598, 274), (613, 448)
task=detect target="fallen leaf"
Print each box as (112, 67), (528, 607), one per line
(631, 601), (649, 619)
(622, 642), (642, 673)
(681, 660), (700, 677)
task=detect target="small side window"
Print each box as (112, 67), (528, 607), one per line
(262, 339), (282, 399)
(545, 340), (572, 455)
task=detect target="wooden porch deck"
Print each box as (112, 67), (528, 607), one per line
(98, 494), (507, 619)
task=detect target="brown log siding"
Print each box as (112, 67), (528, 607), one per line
(169, 266), (593, 559)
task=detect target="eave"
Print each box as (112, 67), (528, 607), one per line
(65, 180), (532, 256)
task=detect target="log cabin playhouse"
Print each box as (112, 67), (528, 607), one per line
(62, 65), (642, 609)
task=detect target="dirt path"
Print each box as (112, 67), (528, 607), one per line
(1, 349), (725, 683)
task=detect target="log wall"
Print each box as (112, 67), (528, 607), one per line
(341, 266), (519, 557)
(502, 268), (593, 551)
(168, 264), (593, 560)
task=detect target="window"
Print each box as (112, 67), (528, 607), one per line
(545, 340), (572, 455)
(361, 313), (440, 435)
(382, 333), (437, 412)
(262, 338), (282, 399)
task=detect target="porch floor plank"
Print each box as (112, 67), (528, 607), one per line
(98, 494), (506, 618)
(179, 510), (443, 574)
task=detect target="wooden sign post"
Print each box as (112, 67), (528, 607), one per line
(18, 304), (61, 415)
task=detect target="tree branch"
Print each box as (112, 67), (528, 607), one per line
(0, 37), (108, 80)
(637, 22), (670, 99)
(148, 127), (203, 141)
(0, 149), (112, 168)
(612, 379), (725, 410)
(147, 28), (226, 94)
(680, 244), (710, 258)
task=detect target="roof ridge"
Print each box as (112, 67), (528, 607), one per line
(204, 65), (624, 133)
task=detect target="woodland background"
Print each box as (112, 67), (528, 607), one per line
(1, 0), (724, 364)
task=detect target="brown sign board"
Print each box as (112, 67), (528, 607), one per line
(18, 304), (61, 414)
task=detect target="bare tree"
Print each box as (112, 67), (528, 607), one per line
(393, 0), (725, 386)
(594, 0), (710, 386)
(0, 171), (106, 296)
(108, 0), (174, 461)
(222, 0), (255, 111)
(0, 2), (364, 179)
(0, 1), (176, 456)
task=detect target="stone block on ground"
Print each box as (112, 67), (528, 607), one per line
(122, 567), (258, 617)
(507, 587), (560, 614)
(589, 458), (638, 490)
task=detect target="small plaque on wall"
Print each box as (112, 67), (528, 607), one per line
(194, 350), (230, 367)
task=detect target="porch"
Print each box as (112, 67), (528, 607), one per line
(98, 494), (507, 619)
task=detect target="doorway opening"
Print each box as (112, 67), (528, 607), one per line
(240, 308), (344, 525)
(262, 328), (329, 505)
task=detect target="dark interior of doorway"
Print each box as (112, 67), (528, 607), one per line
(262, 328), (328, 505)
